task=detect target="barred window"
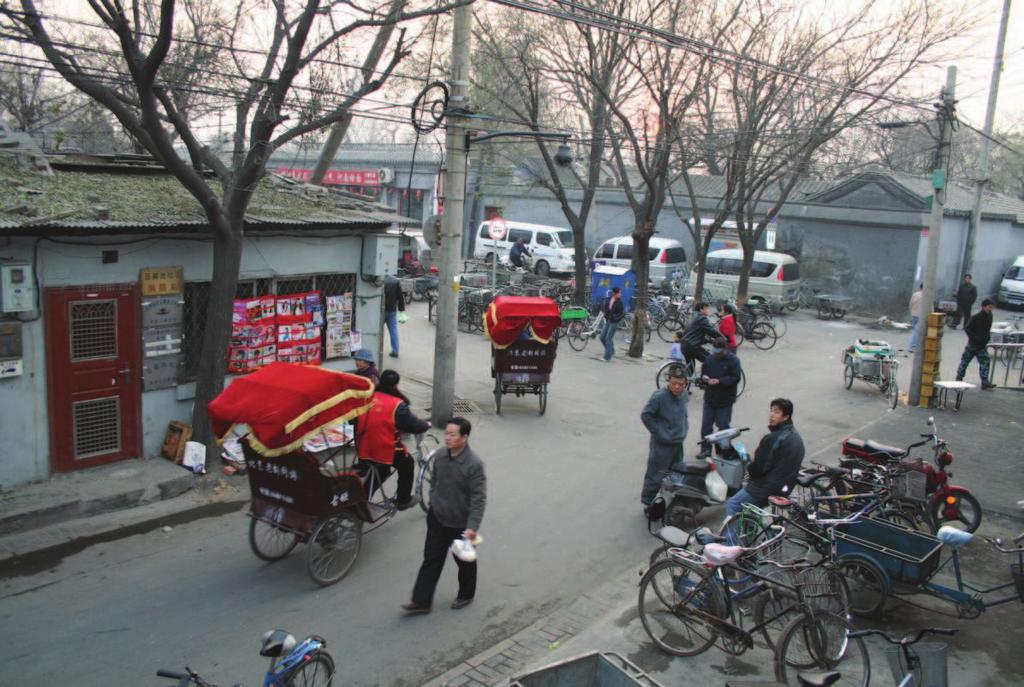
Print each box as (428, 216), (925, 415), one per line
(180, 273), (357, 383)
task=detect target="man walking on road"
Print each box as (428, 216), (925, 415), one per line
(640, 366), (688, 514)
(950, 274), (977, 330)
(403, 417), (487, 614)
(725, 398), (804, 544)
(599, 287), (625, 362)
(383, 274), (406, 358)
(956, 298), (997, 389)
(698, 337), (742, 457)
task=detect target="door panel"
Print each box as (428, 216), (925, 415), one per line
(45, 285), (141, 472)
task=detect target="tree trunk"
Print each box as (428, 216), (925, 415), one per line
(191, 225), (245, 453)
(736, 233), (755, 306)
(628, 221), (655, 358)
(572, 219), (588, 306)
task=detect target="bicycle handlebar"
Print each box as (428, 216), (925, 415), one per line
(985, 536), (1024, 553)
(847, 628), (956, 644)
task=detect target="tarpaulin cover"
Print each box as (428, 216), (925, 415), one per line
(483, 296), (561, 348)
(208, 362), (374, 457)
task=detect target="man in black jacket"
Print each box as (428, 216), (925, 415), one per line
(383, 275), (406, 358)
(698, 337), (742, 456)
(956, 298), (996, 389)
(725, 398), (804, 543)
(599, 287), (626, 362)
(950, 274), (977, 329)
(681, 302), (720, 366)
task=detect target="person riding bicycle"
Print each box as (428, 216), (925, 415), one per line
(681, 302), (720, 365)
(509, 237), (531, 269)
(355, 372), (431, 510)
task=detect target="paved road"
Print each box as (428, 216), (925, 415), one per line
(0, 303), (1018, 686)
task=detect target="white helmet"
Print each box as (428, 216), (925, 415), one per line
(450, 537), (477, 563)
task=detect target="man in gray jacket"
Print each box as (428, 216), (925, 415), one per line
(640, 366), (688, 513)
(403, 417), (487, 614)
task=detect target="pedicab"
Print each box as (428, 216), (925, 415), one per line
(208, 363), (397, 586)
(483, 295), (560, 415)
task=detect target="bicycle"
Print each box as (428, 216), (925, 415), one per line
(654, 357), (747, 398)
(565, 309), (606, 351)
(847, 628), (956, 687)
(157, 630), (334, 687)
(638, 527), (868, 684)
(413, 433), (440, 514)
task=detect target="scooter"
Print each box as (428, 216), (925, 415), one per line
(647, 426), (751, 528)
(840, 417), (981, 533)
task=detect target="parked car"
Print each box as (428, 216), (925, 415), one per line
(592, 236), (688, 288)
(686, 248), (801, 308)
(472, 221), (575, 276)
(998, 255), (1024, 308)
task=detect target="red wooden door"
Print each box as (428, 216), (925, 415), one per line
(44, 284), (141, 472)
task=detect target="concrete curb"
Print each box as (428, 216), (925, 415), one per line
(420, 562), (640, 687)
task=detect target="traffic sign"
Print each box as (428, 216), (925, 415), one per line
(488, 217), (508, 241)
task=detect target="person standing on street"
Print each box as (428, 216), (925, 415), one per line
(698, 337), (742, 457)
(640, 366), (688, 513)
(725, 398), (804, 543)
(403, 417), (487, 614)
(956, 298), (997, 389)
(599, 287), (626, 362)
(907, 285), (923, 353)
(383, 274), (406, 358)
(950, 274), (977, 329)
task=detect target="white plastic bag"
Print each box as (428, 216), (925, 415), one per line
(705, 466), (728, 503)
(182, 440), (207, 474)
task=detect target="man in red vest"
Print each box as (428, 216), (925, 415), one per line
(355, 382), (431, 509)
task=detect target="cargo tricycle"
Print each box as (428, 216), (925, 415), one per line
(842, 339), (900, 409)
(483, 295), (560, 415)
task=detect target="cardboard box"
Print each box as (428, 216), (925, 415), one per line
(161, 421), (192, 463)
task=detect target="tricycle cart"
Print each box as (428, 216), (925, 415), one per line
(208, 363), (397, 587)
(815, 293), (853, 320)
(484, 296), (561, 416)
(842, 338), (900, 409)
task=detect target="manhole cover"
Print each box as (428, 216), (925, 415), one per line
(429, 398), (482, 414)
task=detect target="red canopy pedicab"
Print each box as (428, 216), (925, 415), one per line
(483, 296), (560, 415)
(208, 363), (390, 586)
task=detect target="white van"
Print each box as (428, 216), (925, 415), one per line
(687, 248), (801, 307)
(593, 236), (688, 287)
(998, 255), (1024, 307)
(472, 221), (575, 276)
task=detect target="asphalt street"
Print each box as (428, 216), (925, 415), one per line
(0, 300), (1020, 686)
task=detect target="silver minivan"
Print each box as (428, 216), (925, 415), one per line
(593, 236), (688, 287)
(686, 248), (801, 307)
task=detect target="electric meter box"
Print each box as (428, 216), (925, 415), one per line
(0, 263), (36, 313)
(362, 235), (399, 277)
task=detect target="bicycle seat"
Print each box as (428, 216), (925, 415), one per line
(260, 629), (297, 658)
(704, 543), (743, 566)
(677, 461), (712, 475)
(796, 470), (829, 487)
(937, 526), (974, 549)
(864, 440), (906, 459)
(655, 525), (691, 547)
(693, 527), (728, 545)
(797, 673), (841, 687)
(769, 495), (792, 507)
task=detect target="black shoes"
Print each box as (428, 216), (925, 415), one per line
(451, 597), (473, 610)
(396, 495), (420, 511)
(389, 352), (399, 358)
(401, 602), (431, 615)
(982, 382), (997, 390)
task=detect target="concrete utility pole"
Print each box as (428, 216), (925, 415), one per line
(961, 0), (1011, 279)
(909, 66), (957, 408)
(430, 1), (473, 426)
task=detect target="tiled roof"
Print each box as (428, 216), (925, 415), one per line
(0, 153), (414, 234)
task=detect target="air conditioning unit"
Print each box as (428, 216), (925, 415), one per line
(378, 167), (395, 184)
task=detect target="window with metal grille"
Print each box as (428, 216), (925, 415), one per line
(73, 396), (121, 458)
(69, 300), (118, 361)
(180, 273), (357, 382)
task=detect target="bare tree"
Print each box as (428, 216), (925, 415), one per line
(1, 0), (467, 448)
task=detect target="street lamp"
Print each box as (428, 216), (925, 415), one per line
(466, 130), (573, 166)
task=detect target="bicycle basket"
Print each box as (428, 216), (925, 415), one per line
(885, 642), (949, 687)
(894, 470), (927, 502)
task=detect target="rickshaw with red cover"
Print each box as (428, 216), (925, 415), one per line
(483, 296), (560, 415)
(208, 363), (391, 586)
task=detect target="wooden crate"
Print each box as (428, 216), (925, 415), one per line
(924, 338), (941, 352)
(924, 349), (941, 365)
(927, 312), (945, 327)
(926, 326), (943, 339)
(161, 421), (192, 463)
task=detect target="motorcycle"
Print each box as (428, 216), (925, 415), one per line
(647, 426), (750, 528)
(499, 252), (534, 274)
(840, 417), (981, 533)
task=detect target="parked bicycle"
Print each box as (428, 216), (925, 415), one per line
(157, 630), (333, 687)
(413, 433), (440, 514)
(847, 627), (955, 687)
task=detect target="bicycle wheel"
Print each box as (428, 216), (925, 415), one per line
(415, 458), (433, 514)
(249, 517), (299, 562)
(774, 610), (869, 686)
(305, 511), (363, 586)
(843, 363), (855, 389)
(285, 651), (335, 687)
(657, 317), (685, 343)
(637, 558), (727, 657)
(754, 568), (850, 655)
(656, 361), (680, 389)
(566, 321), (589, 351)
(736, 368), (747, 398)
(837, 555), (888, 617)
(750, 322), (778, 350)
(887, 380), (899, 409)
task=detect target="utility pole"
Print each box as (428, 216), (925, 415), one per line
(962, 0), (1011, 279)
(430, 1), (473, 427)
(909, 66), (956, 408)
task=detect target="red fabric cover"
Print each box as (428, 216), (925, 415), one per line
(207, 362), (374, 456)
(355, 393), (402, 465)
(483, 296), (561, 348)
